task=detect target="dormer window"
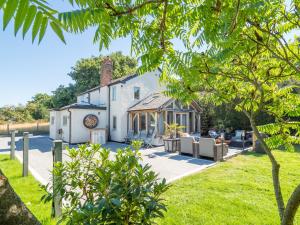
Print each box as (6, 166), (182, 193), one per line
(134, 87), (140, 100)
(112, 86), (117, 101)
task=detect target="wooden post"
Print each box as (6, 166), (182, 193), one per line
(10, 131), (16, 160)
(52, 140), (62, 218)
(7, 124), (9, 135)
(36, 120), (39, 133)
(22, 132), (29, 177)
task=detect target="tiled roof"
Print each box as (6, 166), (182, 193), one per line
(128, 93), (172, 111)
(52, 103), (106, 111)
(79, 74), (138, 95)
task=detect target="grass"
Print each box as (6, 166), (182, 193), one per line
(1, 149), (300, 225)
(0, 154), (56, 225)
(158, 149), (300, 225)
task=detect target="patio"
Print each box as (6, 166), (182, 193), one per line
(0, 135), (246, 185)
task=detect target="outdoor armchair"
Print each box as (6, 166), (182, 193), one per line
(180, 136), (198, 157)
(198, 138), (228, 161)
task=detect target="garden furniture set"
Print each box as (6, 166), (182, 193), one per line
(179, 136), (228, 161)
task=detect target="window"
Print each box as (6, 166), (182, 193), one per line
(167, 111), (173, 124)
(182, 114), (187, 132)
(139, 112), (146, 131)
(112, 86), (117, 101)
(176, 114), (181, 125)
(132, 114), (138, 134)
(113, 116), (117, 130)
(134, 87), (140, 100)
(51, 116), (55, 125)
(147, 112), (156, 136)
(63, 116), (68, 126)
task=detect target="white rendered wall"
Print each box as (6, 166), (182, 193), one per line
(59, 110), (70, 143)
(70, 109), (107, 144)
(77, 93), (89, 104)
(89, 89), (101, 105)
(49, 111), (61, 140)
(77, 87), (108, 107)
(109, 70), (164, 142)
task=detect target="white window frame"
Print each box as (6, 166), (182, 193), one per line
(133, 87), (140, 100)
(51, 116), (55, 125)
(63, 116), (68, 126)
(112, 116), (117, 130)
(112, 86), (117, 101)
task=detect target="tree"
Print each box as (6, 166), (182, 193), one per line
(42, 142), (168, 224)
(50, 1), (300, 223)
(1, 0), (300, 224)
(68, 52), (137, 94)
(51, 52), (137, 108)
(26, 93), (53, 120)
(51, 84), (76, 109)
(0, 105), (33, 123)
(165, 36), (300, 224)
(0, 170), (41, 225)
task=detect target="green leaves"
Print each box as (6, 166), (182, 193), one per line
(43, 143), (169, 224)
(3, 0), (18, 30)
(22, 5), (37, 38)
(14, 0), (29, 35)
(38, 17), (48, 44)
(1, 0), (66, 44)
(50, 21), (66, 44)
(32, 11), (42, 42)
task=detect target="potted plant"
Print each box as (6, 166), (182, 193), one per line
(163, 122), (185, 152)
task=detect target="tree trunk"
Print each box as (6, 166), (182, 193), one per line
(249, 117), (286, 221)
(282, 184), (300, 225)
(0, 169), (41, 225)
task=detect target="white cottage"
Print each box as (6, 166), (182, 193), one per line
(49, 57), (201, 145)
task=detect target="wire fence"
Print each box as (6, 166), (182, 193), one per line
(0, 121), (49, 136)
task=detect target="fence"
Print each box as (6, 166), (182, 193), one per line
(0, 121), (49, 136)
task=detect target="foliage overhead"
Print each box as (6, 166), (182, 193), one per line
(68, 51), (137, 94)
(42, 141), (169, 224)
(1, 0), (300, 224)
(0, 0), (65, 43)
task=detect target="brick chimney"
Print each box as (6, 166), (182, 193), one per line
(100, 56), (113, 87)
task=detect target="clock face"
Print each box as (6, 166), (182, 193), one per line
(83, 114), (99, 129)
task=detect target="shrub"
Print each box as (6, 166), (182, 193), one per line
(42, 141), (169, 224)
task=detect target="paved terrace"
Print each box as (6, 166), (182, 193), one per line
(0, 135), (244, 185)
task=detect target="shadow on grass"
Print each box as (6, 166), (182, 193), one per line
(241, 145), (300, 158)
(0, 157), (9, 162)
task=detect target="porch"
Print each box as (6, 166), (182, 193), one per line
(127, 93), (201, 146)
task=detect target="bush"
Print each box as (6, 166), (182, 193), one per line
(42, 141), (169, 225)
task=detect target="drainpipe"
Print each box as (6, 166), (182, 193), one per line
(127, 112), (129, 134)
(108, 86), (111, 140)
(67, 108), (72, 144)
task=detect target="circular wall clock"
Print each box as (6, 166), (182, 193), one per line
(83, 114), (99, 129)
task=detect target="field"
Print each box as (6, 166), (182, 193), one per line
(0, 121), (49, 136)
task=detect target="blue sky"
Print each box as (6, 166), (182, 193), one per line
(0, 1), (132, 107)
(0, 2), (298, 107)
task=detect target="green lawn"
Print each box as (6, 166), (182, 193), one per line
(1, 149), (300, 225)
(0, 155), (57, 225)
(158, 149), (300, 225)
